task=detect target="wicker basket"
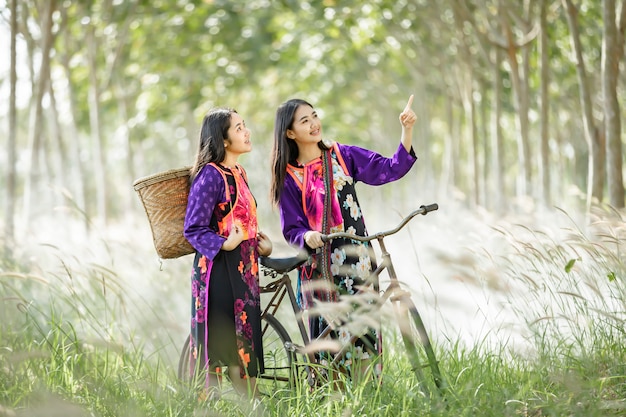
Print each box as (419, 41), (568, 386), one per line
(133, 167), (196, 259)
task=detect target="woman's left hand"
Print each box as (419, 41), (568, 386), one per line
(399, 94), (416, 129)
(257, 231), (273, 256)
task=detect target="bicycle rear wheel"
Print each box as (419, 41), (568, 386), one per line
(259, 313), (296, 388)
(177, 314), (296, 387)
(177, 334), (192, 382)
(393, 296), (445, 397)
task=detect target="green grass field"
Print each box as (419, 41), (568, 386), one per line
(2, 205), (626, 416)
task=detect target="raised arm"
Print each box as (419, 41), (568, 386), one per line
(399, 94), (416, 153)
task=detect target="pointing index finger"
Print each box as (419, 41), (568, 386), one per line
(404, 94), (415, 111)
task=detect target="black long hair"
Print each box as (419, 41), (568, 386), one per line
(269, 99), (329, 206)
(190, 108), (236, 183)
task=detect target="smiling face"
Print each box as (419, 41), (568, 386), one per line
(224, 112), (252, 156)
(286, 104), (323, 146)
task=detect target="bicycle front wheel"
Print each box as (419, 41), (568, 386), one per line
(394, 296), (445, 397)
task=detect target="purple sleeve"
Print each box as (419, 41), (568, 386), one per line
(278, 143), (417, 250)
(337, 142), (417, 185)
(278, 176), (310, 250)
(183, 164), (227, 261)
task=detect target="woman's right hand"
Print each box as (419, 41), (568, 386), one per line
(257, 231), (273, 256)
(304, 230), (324, 249)
(222, 222), (245, 251)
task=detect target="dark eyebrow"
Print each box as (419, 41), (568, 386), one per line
(297, 111), (316, 123)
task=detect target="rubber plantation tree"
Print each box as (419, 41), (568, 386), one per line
(20, 0), (59, 227)
(602, 0), (626, 209)
(6, 0), (625, 231)
(562, 0), (605, 210)
(539, 0), (552, 207)
(5, 0), (18, 256)
(435, 0), (538, 210)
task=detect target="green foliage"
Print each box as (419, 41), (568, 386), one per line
(4, 0), (620, 223)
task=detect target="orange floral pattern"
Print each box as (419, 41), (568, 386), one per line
(187, 163), (264, 383)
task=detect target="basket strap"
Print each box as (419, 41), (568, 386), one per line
(208, 162), (232, 204)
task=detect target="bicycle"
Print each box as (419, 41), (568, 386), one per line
(178, 203), (445, 397)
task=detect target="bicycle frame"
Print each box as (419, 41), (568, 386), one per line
(258, 204), (444, 392)
(259, 264), (315, 362)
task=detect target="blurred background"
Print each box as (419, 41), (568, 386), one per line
(3, 0), (625, 236)
(1, 0), (625, 386)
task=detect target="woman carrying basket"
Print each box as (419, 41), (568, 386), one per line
(184, 107), (272, 399)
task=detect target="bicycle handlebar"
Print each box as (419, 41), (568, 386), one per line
(321, 203), (438, 243)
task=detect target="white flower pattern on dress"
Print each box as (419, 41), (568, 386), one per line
(353, 257), (371, 279)
(343, 194), (362, 221)
(331, 248), (346, 264)
(344, 277), (354, 293)
(332, 158), (351, 191)
(308, 147), (382, 368)
(354, 346), (371, 360)
(338, 328), (350, 344)
(330, 248), (346, 275)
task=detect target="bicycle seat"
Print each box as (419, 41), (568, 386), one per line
(259, 252), (308, 274)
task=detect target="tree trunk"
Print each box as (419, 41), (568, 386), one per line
(459, 71), (479, 207)
(563, 0), (604, 209)
(22, 0), (57, 224)
(47, 66), (68, 200)
(468, 80), (480, 206)
(442, 92), (457, 198)
(500, 9), (532, 198)
(59, 23), (89, 229)
(603, 0), (625, 208)
(19, 2), (36, 111)
(86, 24), (108, 223)
(451, 3), (479, 206)
(480, 83), (489, 209)
(5, 0), (18, 254)
(540, 0), (552, 206)
(520, 42), (532, 198)
(416, 93), (434, 190)
(491, 46), (505, 214)
(115, 83), (135, 217)
(51, 89), (67, 188)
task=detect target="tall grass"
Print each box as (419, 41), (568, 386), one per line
(1, 204), (626, 416)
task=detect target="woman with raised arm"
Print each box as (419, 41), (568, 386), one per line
(269, 95), (417, 383)
(184, 108), (272, 399)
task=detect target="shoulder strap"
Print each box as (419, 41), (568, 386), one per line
(235, 163), (249, 184)
(208, 162), (231, 202)
(321, 150), (334, 234)
(319, 149), (338, 302)
(331, 142), (349, 177)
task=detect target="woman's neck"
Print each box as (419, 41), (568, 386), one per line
(221, 154), (238, 168)
(296, 144), (322, 165)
